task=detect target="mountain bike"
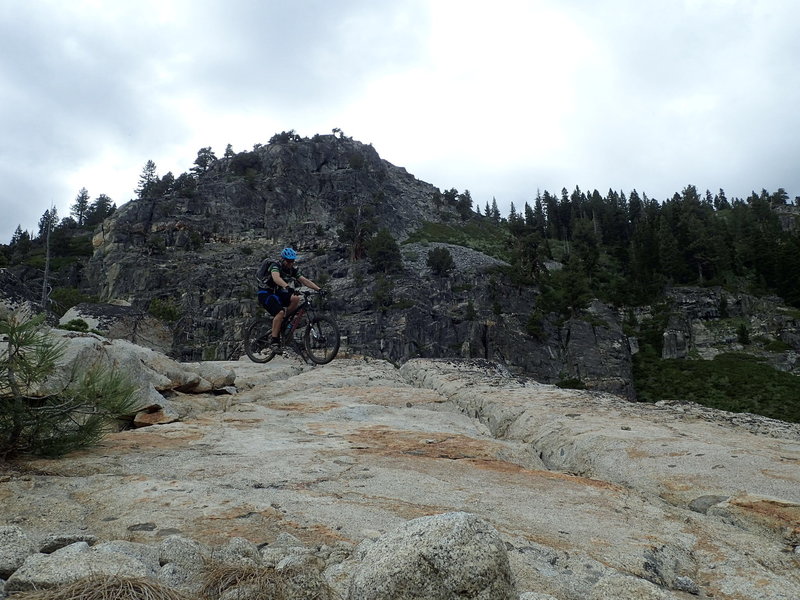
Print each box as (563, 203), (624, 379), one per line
(244, 290), (340, 365)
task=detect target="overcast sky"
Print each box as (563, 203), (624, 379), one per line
(2, 0), (799, 244)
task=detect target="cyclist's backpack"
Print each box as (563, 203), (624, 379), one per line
(256, 260), (277, 288)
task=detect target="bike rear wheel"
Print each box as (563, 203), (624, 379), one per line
(244, 319), (277, 363)
(303, 316), (340, 364)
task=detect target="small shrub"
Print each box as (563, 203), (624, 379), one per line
(348, 152), (365, 170)
(526, 311), (545, 339)
(737, 323), (750, 345)
(556, 378), (586, 390)
(49, 287), (98, 318)
(427, 247), (455, 277)
(391, 299), (414, 310)
(366, 229), (402, 274)
(372, 276), (394, 309)
(765, 339), (792, 352)
(146, 235), (166, 255)
(60, 318), (89, 332)
(189, 231), (204, 250)
(465, 300), (477, 321)
(149, 298), (181, 323)
(229, 151), (261, 177)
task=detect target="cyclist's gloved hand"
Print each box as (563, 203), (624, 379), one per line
(285, 287), (295, 295)
(317, 289), (327, 296)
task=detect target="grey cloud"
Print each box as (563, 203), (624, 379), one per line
(2, 0), (799, 243)
(164, 1), (429, 110)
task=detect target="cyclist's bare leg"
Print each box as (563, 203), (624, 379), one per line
(271, 310), (286, 338)
(271, 295), (300, 338)
(287, 293), (301, 314)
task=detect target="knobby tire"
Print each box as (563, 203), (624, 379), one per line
(303, 316), (340, 365)
(244, 319), (276, 363)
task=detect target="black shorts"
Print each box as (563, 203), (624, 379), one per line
(257, 289), (292, 316)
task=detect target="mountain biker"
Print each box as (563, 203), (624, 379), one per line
(256, 247), (323, 352)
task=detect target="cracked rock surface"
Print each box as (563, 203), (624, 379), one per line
(1, 357), (798, 599)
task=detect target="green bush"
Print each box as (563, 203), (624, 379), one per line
(427, 247), (455, 277)
(736, 323), (750, 345)
(1, 312), (138, 458)
(390, 299), (414, 310)
(348, 152), (365, 170)
(526, 310), (545, 339)
(149, 298), (181, 323)
(765, 339), (792, 352)
(49, 287), (98, 318)
(372, 276), (394, 309)
(405, 221), (510, 261)
(556, 378), (586, 390)
(366, 229), (402, 274)
(633, 352), (800, 423)
(60, 319), (89, 332)
(229, 151), (261, 177)
(465, 300), (477, 321)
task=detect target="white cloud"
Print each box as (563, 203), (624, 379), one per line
(1, 0), (799, 243)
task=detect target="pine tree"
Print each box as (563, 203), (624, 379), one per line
(191, 147), (217, 175)
(1, 312), (138, 458)
(10, 225), (23, 246)
(366, 228), (402, 274)
(338, 197), (378, 260)
(37, 207), (58, 240)
(490, 197), (501, 222)
(136, 160), (158, 199)
(71, 187), (90, 226)
(456, 190), (473, 220)
(85, 194), (115, 227)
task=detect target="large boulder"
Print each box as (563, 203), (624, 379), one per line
(347, 512), (516, 600)
(22, 328), (237, 423)
(4, 541), (156, 592)
(0, 526), (37, 579)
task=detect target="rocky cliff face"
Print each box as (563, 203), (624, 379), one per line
(661, 287), (800, 372)
(1, 340), (798, 599)
(78, 135), (636, 398)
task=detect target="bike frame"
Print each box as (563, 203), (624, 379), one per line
(279, 290), (319, 348)
(244, 289), (339, 365)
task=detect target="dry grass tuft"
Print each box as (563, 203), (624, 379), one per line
(201, 563), (283, 598)
(201, 562), (341, 600)
(9, 562), (340, 600)
(12, 575), (194, 600)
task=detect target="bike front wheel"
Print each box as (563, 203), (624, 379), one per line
(244, 319), (277, 363)
(303, 316), (340, 365)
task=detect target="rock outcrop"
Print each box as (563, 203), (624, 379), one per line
(71, 135), (636, 397)
(1, 341), (798, 599)
(661, 287), (800, 373)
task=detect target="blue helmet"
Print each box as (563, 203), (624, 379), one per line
(281, 247), (298, 260)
